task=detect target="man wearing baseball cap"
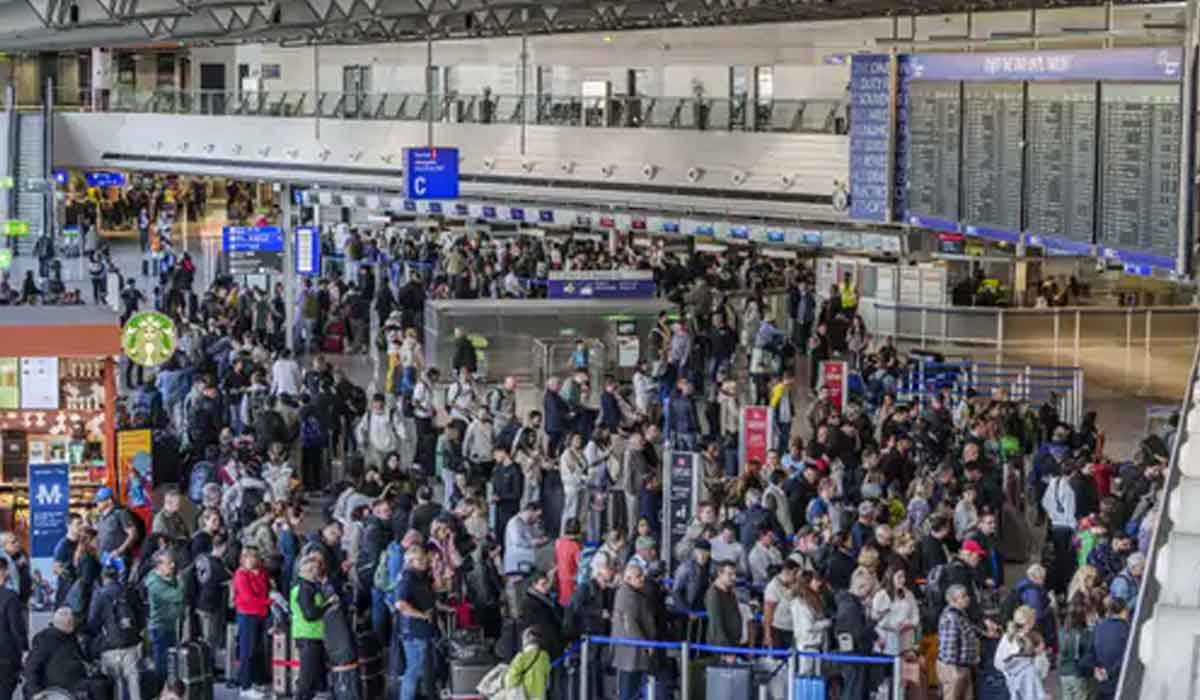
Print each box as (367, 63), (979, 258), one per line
(942, 539), (987, 623)
(94, 488), (139, 577)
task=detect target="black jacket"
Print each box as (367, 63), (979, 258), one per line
(356, 516), (389, 589)
(521, 589), (565, 659)
(322, 600), (357, 666)
(0, 586), (27, 666)
(834, 591), (872, 653)
(669, 558), (710, 614)
(452, 337), (477, 373)
(567, 579), (611, 638)
(25, 627), (89, 694)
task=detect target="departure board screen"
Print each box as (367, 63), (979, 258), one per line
(1024, 83), (1097, 245)
(905, 81), (962, 225)
(961, 83), (1024, 234)
(1098, 83), (1181, 259)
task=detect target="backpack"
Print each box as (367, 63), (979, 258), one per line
(243, 391), (271, 427)
(300, 414), (325, 448)
(924, 564), (948, 609)
(999, 585), (1024, 623)
(105, 585), (144, 649)
(238, 483), (266, 527)
(575, 545), (599, 587)
(188, 460), (216, 504)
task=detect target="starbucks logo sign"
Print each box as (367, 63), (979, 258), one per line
(122, 311), (177, 367)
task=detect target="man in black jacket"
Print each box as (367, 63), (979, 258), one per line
(451, 328), (478, 375)
(87, 565), (144, 700)
(356, 499), (392, 597)
(520, 572), (565, 660)
(668, 540), (711, 617)
(0, 557), (27, 700)
(27, 607), (111, 700)
(567, 554), (615, 700)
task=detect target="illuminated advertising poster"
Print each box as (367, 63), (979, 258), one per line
(740, 406), (772, 466)
(820, 360), (849, 410)
(117, 429), (154, 532)
(29, 462), (69, 600)
(0, 359), (18, 409)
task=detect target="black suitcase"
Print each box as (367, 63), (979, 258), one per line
(332, 667), (363, 700)
(450, 660), (496, 695)
(140, 667), (165, 700)
(705, 664), (752, 700)
(356, 628), (385, 699)
(173, 639), (216, 700)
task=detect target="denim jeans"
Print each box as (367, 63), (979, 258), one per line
(149, 626), (177, 683)
(100, 646), (142, 700)
(399, 638), (428, 700)
(617, 670), (647, 700)
(236, 613), (266, 689)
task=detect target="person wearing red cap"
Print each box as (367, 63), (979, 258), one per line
(939, 539), (986, 624)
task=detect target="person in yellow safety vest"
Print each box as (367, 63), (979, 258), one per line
(290, 553), (330, 700)
(839, 275), (858, 313)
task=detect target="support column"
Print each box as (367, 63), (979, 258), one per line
(520, 13), (529, 155)
(283, 186), (296, 353)
(426, 38), (435, 147)
(314, 45), (321, 141)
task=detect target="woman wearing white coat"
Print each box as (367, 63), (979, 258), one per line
(559, 433), (588, 533)
(791, 570), (833, 675)
(870, 566), (921, 655)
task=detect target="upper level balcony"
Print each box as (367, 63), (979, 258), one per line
(48, 88), (848, 136)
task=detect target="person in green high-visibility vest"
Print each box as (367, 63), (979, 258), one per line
(291, 554), (330, 700)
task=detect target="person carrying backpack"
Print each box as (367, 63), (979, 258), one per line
(87, 565), (144, 700)
(94, 488), (143, 578)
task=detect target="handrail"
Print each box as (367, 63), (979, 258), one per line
(1115, 338), (1200, 697)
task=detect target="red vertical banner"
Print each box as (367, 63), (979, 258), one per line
(819, 360), (849, 410)
(740, 405), (772, 467)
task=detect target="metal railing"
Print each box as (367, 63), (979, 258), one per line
(859, 300), (1198, 400)
(39, 88), (847, 134)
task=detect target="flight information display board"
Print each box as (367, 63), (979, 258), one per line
(905, 81), (962, 227)
(1098, 83), (1181, 261)
(961, 83), (1024, 235)
(1024, 83), (1098, 248)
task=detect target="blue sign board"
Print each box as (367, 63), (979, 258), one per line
(482, 206), (497, 219)
(767, 230), (786, 243)
(295, 227), (321, 277)
(405, 147), (460, 200)
(662, 221), (680, 234)
(29, 462), (69, 560)
(52, 170), (69, 186)
(547, 272), (656, 299)
(455, 203), (470, 216)
(509, 207), (525, 222)
(539, 210), (555, 223)
(802, 232), (823, 247)
(85, 171), (126, 187)
(694, 224), (715, 236)
(428, 202), (443, 214)
(222, 226), (284, 253)
(728, 226), (749, 240)
(849, 54), (893, 222)
(402, 200), (417, 212)
(908, 47), (1183, 82)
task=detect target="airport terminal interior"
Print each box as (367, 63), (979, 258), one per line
(1, 0), (1199, 699)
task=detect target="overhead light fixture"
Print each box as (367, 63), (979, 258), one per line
(560, 160), (575, 175)
(348, 149), (364, 162)
(602, 34), (614, 43)
(600, 164), (616, 178)
(153, 140), (164, 151)
(778, 173), (795, 189)
(521, 159), (536, 173)
(258, 145), (271, 157)
(318, 147), (331, 161)
(641, 163), (658, 180)
(202, 143), (216, 153)
(989, 30), (1035, 39)
(730, 170), (748, 186)
(380, 154), (395, 164)
(686, 166), (704, 184)
(231, 144), (243, 155)
(483, 157), (496, 171)
(178, 141), (189, 152)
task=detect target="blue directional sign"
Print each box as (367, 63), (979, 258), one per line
(405, 147), (460, 200)
(222, 226), (283, 252)
(85, 171), (126, 187)
(222, 226), (284, 275)
(295, 227), (321, 277)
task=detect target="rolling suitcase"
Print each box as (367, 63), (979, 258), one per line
(174, 639), (215, 700)
(356, 624), (385, 699)
(332, 666), (363, 700)
(224, 622), (239, 684)
(706, 664), (752, 700)
(450, 660), (495, 695)
(794, 675), (828, 700)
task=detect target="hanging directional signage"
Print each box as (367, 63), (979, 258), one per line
(405, 147), (460, 200)
(3, 220), (30, 237)
(0, 250), (10, 270)
(222, 226), (284, 275)
(85, 171), (126, 188)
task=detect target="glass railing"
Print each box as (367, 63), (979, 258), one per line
(44, 87), (848, 134)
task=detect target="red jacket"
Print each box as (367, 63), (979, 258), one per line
(555, 537), (582, 606)
(233, 567), (271, 616)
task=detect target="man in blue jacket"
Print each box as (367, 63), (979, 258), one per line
(543, 377), (570, 456)
(1082, 597), (1131, 700)
(668, 378), (700, 451)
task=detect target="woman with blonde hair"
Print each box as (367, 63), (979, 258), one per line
(854, 544), (883, 586)
(1067, 565), (1103, 621)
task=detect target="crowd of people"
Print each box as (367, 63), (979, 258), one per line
(0, 218), (1164, 700)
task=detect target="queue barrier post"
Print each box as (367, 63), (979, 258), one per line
(786, 649), (796, 700)
(891, 654), (903, 700)
(680, 640), (690, 700)
(579, 636), (590, 700)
